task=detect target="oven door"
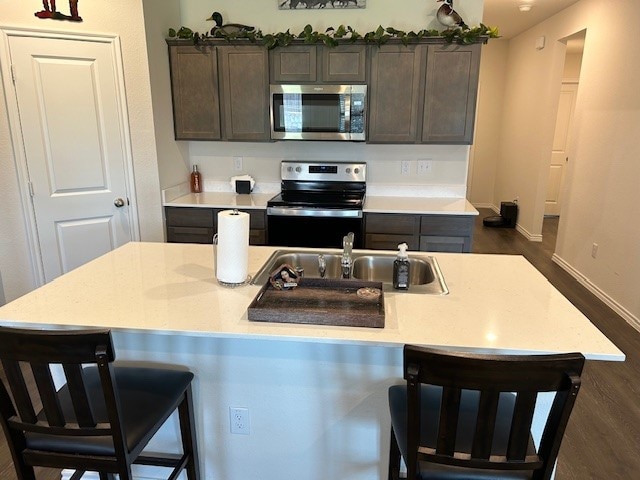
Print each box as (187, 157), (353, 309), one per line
(270, 85), (366, 141)
(267, 208), (363, 249)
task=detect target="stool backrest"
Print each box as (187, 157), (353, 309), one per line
(403, 345), (585, 480)
(0, 327), (125, 454)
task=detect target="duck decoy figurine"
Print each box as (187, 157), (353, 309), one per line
(436, 0), (468, 30)
(207, 11), (255, 35)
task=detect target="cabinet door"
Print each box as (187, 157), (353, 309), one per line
(168, 45), (221, 140)
(366, 213), (419, 235)
(365, 234), (419, 251)
(270, 45), (317, 82)
(368, 45), (424, 143)
(165, 207), (214, 227)
(218, 46), (270, 141)
(322, 45), (366, 83)
(422, 44), (481, 144)
(419, 235), (467, 253)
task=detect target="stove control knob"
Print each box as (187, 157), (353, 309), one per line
(345, 167), (351, 174)
(287, 166), (293, 172)
(295, 166), (302, 173)
(354, 168), (360, 174)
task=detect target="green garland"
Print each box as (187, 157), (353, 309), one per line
(168, 23), (499, 49)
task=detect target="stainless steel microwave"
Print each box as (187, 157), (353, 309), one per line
(270, 84), (367, 141)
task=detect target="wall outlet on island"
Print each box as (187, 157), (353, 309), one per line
(400, 160), (412, 175)
(233, 156), (243, 171)
(417, 159), (432, 175)
(229, 407), (250, 435)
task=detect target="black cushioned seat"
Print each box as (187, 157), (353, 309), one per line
(387, 345), (585, 480)
(26, 367), (194, 456)
(0, 327), (200, 480)
(389, 385), (535, 480)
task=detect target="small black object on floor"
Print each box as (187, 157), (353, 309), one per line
(483, 201), (518, 228)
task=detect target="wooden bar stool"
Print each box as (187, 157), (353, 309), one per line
(388, 344), (585, 480)
(0, 327), (200, 480)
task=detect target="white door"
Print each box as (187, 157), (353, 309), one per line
(5, 32), (136, 283)
(545, 82), (578, 216)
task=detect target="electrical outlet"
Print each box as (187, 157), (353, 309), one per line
(400, 160), (411, 175)
(591, 243), (599, 259)
(229, 407), (250, 435)
(233, 156), (243, 171)
(417, 159), (432, 175)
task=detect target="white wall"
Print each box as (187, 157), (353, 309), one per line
(179, 0), (484, 36)
(468, 39), (508, 206)
(143, 0), (191, 192)
(0, 0), (163, 301)
(473, 0), (640, 324)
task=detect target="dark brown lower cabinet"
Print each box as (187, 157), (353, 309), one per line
(364, 213), (474, 253)
(165, 207), (266, 245)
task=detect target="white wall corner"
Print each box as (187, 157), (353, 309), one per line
(552, 253), (640, 334)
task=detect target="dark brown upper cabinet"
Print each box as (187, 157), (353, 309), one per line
(368, 44), (424, 143)
(270, 44), (366, 83)
(422, 43), (481, 144)
(169, 45), (221, 140)
(368, 42), (481, 145)
(218, 45), (270, 141)
(168, 42), (270, 141)
(168, 39), (482, 144)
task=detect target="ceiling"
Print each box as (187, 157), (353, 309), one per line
(482, 0), (580, 39)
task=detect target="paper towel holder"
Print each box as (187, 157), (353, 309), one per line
(212, 230), (251, 288)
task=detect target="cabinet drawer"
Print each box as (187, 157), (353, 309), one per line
(249, 229), (266, 245)
(420, 235), (468, 253)
(166, 207), (214, 228)
(167, 226), (215, 244)
(365, 213), (419, 235)
(212, 208), (266, 229)
(365, 233), (419, 251)
(420, 215), (474, 235)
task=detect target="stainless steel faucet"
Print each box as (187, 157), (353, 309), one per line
(318, 254), (327, 278)
(341, 232), (355, 279)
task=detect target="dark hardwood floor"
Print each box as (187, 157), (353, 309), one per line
(1, 212), (638, 479)
(473, 209), (640, 479)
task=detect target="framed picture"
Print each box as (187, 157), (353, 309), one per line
(278, 0), (366, 10)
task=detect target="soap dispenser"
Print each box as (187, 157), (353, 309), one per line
(393, 243), (410, 290)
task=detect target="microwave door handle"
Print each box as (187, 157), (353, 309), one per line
(344, 94), (351, 134)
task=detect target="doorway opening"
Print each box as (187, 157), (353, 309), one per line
(543, 30), (586, 251)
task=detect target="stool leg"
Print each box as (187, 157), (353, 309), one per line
(388, 426), (402, 480)
(178, 384), (201, 480)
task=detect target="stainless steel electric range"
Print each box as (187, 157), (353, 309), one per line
(267, 161), (366, 249)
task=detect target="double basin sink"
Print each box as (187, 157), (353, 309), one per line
(251, 249), (448, 295)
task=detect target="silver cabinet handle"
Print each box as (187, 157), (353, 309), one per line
(114, 197), (126, 208)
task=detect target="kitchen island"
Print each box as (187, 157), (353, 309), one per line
(0, 242), (623, 480)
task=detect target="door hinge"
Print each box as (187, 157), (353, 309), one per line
(27, 181), (34, 197)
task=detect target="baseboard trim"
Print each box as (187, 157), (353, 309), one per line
(516, 224), (542, 242)
(552, 253), (640, 333)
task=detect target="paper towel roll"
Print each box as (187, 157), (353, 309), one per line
(216, 210), (250, 284)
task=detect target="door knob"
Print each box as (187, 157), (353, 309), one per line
(114, 197), (126, 208)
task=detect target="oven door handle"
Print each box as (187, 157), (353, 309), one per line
(267, 207), (363, 218)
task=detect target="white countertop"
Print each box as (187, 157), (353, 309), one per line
(0, 242), (623, 361)
(164, 192), (274, 209)
(164, 192), (478, 215)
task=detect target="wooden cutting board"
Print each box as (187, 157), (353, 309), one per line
(247, 278), (385, 328)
